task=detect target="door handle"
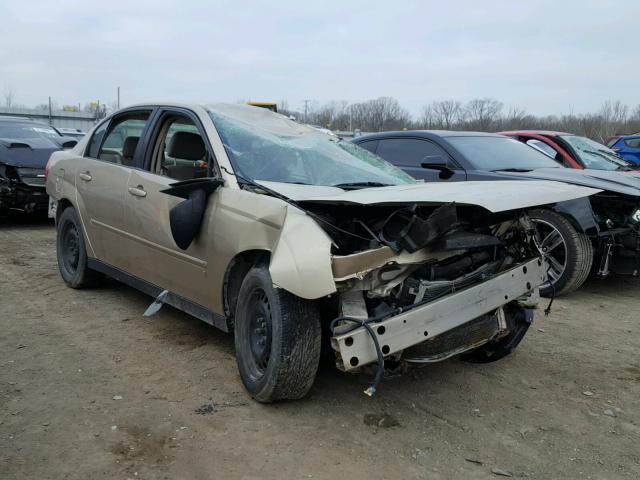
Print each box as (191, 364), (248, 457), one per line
(128, 186), (147, 198)
(79, 172), (92, 182)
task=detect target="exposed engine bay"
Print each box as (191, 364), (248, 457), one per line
(306, 201), (540, 306)
(297, 200), (545, 393)
(589, 193), (640, 277)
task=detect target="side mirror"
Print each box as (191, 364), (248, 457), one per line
(160, 177), (224, 250)
(420, 155), (454, 179)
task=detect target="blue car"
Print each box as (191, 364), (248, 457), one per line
(607, 135), (640, 165)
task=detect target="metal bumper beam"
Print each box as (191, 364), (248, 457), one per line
(331, 257), (545, 371)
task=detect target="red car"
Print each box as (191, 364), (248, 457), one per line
(499, 130), (638, 171)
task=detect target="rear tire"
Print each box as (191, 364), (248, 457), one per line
(56, 207), (102, 288)
(234, 265), (321, 402)
(529, 209), (593, 297)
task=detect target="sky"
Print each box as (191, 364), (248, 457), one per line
(1, 0), (638, 117)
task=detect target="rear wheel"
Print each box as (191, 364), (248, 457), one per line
(56, 207), (102, 288)
(529, 209), (593, 297)
(234, 265), (321, 402)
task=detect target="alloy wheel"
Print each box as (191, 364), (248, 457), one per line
(531, 218), (567, 288)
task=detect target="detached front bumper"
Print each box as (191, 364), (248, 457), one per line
(331, 257), (545, 371)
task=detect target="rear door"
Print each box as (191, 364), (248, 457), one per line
(76, 110), (153, 266)
(373, 137), (467, 182)
(122, 108), (219, 307)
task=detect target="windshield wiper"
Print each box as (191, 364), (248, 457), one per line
(492, 168), (534, 172)
(583, 149), (634, 170)
(332, 181), (393, 190)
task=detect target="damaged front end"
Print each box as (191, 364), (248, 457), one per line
(589, 193), (640, 277)
(0, 162), (48, 214)
(304, 201), (544, 392)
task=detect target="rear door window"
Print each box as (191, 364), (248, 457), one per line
(87, 112), (151, 166)
(357, 140), (378, 154)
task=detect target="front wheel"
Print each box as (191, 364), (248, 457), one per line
(461, 306), (533, 363)
(528, 209), (593, 297)
(234, 265), (321, 402)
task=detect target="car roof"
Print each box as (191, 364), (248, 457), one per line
(0, 116), (55, 128)
(498, 130), (573, 137)
(355, 130), (503, 141)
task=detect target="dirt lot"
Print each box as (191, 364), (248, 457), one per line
(1, 218), (639, 480)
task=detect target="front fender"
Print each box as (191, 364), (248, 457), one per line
(269, 208), (336, 299)
(553, 197), (599, 236)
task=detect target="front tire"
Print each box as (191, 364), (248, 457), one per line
(461, 306), (533, 363)
(56, 207), (101, 288)
(529, 209), (593, 297)
(234, 265), (321, 402)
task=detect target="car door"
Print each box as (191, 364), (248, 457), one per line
(76, 110), (153, 266)
(372, 137), (467, 182)
(122, 108), (219, 308)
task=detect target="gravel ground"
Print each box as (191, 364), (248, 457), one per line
(1, 217), (639, 480)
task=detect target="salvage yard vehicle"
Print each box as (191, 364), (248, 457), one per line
(607, 134), (640, 165)
(46, 104), (597, 402)
(353, 131), (640, 296)
(0, 116), (77, 215)
(500, 130), (637, 171)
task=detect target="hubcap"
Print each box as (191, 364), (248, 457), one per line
(247, 289), (272, 374)
(532, 218), (567, 287)
(62, 221), (80, 274)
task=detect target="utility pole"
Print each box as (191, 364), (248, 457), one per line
(303, 99), (310, 124)
(117, 86), (120, 109)
(48, 96), (52, 125)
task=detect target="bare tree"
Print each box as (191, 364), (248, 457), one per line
(435, 100), (465, 129)
(464, 98), (503, 130)
(3, 87), (15, 108)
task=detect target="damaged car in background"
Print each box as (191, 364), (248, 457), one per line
(46, 103), (598, 402)
(353, 131), (640, 296)
(0, 116), (77, 215)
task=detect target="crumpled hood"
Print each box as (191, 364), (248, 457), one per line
(258, 180), (600, 213)
(0, 137), (70, 168)
(505, 168), (640, 197)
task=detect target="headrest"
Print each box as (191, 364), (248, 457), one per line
(168, 131), (206, 160)
(122, 136), (139, 158)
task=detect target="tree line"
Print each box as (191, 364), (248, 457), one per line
(280, 98), (640, 143)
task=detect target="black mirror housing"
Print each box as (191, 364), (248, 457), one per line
(420, 155), (454, 179)
(160, 177), (224, 250)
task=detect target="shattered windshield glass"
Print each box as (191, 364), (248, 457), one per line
(209, 109), (415, 187)
(560, 135), (633, 171)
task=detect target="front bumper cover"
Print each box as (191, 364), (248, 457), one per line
(331, 257), (545, 371)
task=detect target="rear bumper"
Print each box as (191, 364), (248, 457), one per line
(331, 257), (545, 371)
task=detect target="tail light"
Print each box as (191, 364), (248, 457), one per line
(44, 158), (51, 180)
